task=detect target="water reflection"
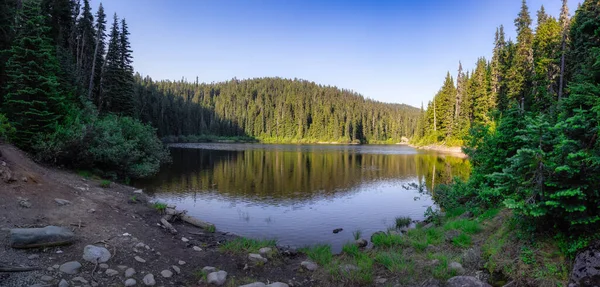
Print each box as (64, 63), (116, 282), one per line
(134, 144), (469, 252)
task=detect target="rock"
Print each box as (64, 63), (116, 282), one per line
(18, 198), (32, 208)
(10, 226), (75, 249)
(569, 241), (600, 287)
(240, 283), (266, 287)
(54, 198), (72, 206)
(300, 261), (318, 271)
(375, 277), (387, 284)
(202, 266), (217, 273)
(178, 260), (186, 265)
(193, 246), (202, 251)
(134, 242), (146, 249)
(82, 245), (112, 263)
(125, 267), (136, 278)
(46, 267), (54, 271)
(333, 228), (343, 233)
(52, 264), (59, 269)
(448, 262), (465, 274)
(133, 189), (143, 194)
(27, 254), (39, 259)
(207, 270), (227, 286)
(40, 275), (54, 282)
(248, 253), (267, 263)
(134, 256), (146, 263)
(355, 238), (368, 248)
(181, 237), (189, 242)
(99, 263), (109, 269)
(459, 211), (475, 219)
(142, 273), (156, 286)
(259, 247), (272, 256)
(71, 277), (88, 284)
(420, 278), (442, 287)
(59, 261), (82, 274)
(160, 269), (173, 278)
(88, 209), (96, 213)
(446, 276), (491, 287)
(124, 278), (137, 286)
(117, 265), (128, 270)
(340, 264), (359, 273)
(105, 268), (119, 276)
(462, 248), (483, 269)
(266, 283), (289, 287)
(371, 231), (386, 242)
(58, 279), (69, 287)
(171, 265), (181, 274)
(445, 230), (461, 243)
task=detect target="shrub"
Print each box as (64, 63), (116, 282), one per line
(0, 113), (15, 141)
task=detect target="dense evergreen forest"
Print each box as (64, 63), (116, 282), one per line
(0, 0), (420, 180)
(432, 0), (600, 252)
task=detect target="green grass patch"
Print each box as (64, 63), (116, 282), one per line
(402, 227), (444, 251)
(395, 216), (412, 228)
(430, 254), (457, 281)
(153, 202), (167, 212)
(328, 254), (375, 285)
(301, 244), (333, 266)
(77, 170), (93, 178)
(444, 219), (481, 234)
(352, 230), (362, 240)
(342, 242), (360, 257)
(375, 251), (413, 273)
(451, 233), (472, 248)
(445, 207), (467, 218)
(219, 237), (277, 254)
(99, 179), (111, 188)
(206, 225), (216, 233)
(478, 208), (501, 221)
(371, 232), (404, 248)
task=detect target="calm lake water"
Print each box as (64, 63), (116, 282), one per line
(134, 143), (470, 252)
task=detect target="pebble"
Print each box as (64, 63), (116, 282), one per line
(375, 277), (388, 284)
(240, 283), (266, 287)
(117, 265), (128, 270)
(59, 261), (82, 274)
(124, 278), (137, 286)
(28, 254), (39, 259)
(202, 266), (217, 273)
(143, 273), (156, 286)
(207, 270), (227, 286)
(300, 261), (318, 271)
(125, 267), (136, 278)
(105, 268), (119, 276)
(88, 209), (96, 213)
(52, 265), (60, 269)
(259, 247), (272, 256)
(193, 246), (202, 251)
(72, 277), (88, 284)
(58, 279), (69, 287)
(266, 283), (289, 287)
(133, 189), (143, 194)
(248, 253), (267, 263)
(134, 256), (146, 263)
(160, 269), (173, 278)
(54, 198), (72, 206)
(40, 275), (54, 282)
(181, 237), (189, 242)
(178, 260), (186, 265)
(99, 263), (109, 269)
(46, 267), (54, 271)
(171, 265), (181, 274)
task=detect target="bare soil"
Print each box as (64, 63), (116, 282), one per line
(0, 144), (318, 287)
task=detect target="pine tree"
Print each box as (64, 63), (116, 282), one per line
(41, 0), (75, 50)
(558, 0), (569, 101)
(75, 0), (94, 92)
(470, 58), (493, 126)
(100, 13), (121, 113)
(117, 18), (134, 116)
(532, 7), (561, 112)
(3, 0), (66, 148)
(88, 2), (106, 103)
(0, 0), (19, 106)
(507, 0), (534, 110)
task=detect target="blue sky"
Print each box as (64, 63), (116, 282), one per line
(98, 0), (578, 108)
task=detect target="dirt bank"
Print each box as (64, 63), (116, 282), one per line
(0, 143), (316, 287)
(409, 144), (467, 158)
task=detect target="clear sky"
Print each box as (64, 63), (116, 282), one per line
(98, 0), (578, 108)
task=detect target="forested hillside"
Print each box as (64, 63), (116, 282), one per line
(134, 76), (421, 143)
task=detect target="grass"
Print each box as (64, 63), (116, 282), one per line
(403, 227), (444, 251)
(371, 232), (404, 248)
(219, 237), (277, 254)
(129, 195), (138, 202)
(153, 202), (168, 213)
(301, 244), (333, 266)
(342, 242), (360, 257)
(444, 219), (482, 234)
(77, 170), (93, 178)
(375, 251), (413, 273)
(451, 233), (472, 248)
(206, 225), (216, 233)
(99, 179), (111, 188)
(395, 216), (412, 228)
(429, 253), (458, 281)
(352, 230), (362, 240)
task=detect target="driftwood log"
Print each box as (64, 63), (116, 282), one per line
(181, 214), (215, 230)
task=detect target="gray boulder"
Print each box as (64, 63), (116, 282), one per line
(248, 253), (267, 263)
(10, 226), (75, 249)
(266, 283), (289, 287)
(125, 268), (136, 278)
(462, 248), (483, 269)
(82, 245), (112, 263)
(59, 261), (81, 274)
(300, 261), (318, 271)
(142, 273), (156, 286)
(569, 242), (600, 287)
(446, 276), (491, 287)
(355, 238), (368, 248)
(124, 279), (136, 287)
(240, 283), (266, 287)
(207, 270), (227, 286)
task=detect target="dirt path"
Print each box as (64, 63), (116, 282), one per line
(0, 144), (317, 287)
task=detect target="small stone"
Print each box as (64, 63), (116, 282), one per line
(40, 275), (54, 282)
(445, 230), (461, 243)
(125, 268), (136, 277)
(240, 283), (266, 287)
(18, 199), (32, 208)
(22, 176), (28, 182)
(134, 256), (146, 263)
(52, 264), (59, 269)
(82, 245), (112, 263)
(355, 238), (368, 248)
(135, 242), (146, 249)
(56, 250), (63, 254)
(266, 283), (289, 287)
(117, 265), (128, 270)
(375, 277), (388, 284)
(124, 278), (137, 286)
(202, 266), (217, 273)
(105, 268), (119, 276)
(54, 198), (72, 206)
(178, 260), (186, 265)
(28, 254), (39, 259)
(46, 267), (54, 271)
(92, 281), (99, 287)
(59, 261), (82, 274)
(133, 189), (143, 194)
(181, 237), (189, 242)
(340, 264), (359, 273)
(259, 247), (272, 256)
(248, 253), (267, 263)
(192, 246), (202, 251)
(448, 262), (465, 274)
(88, 209), (96, 213)
(171, 265), (181, 274)
(71, 277), (88, 284)
(160, 269), (173, 278)
(99, 263), (109, 269)
(142, 273), (156, 286)
(58, 279), (69, 287)
(207, 270), (227, 286)
(300, 261), (318, 271)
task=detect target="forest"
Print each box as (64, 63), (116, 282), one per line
(0, 0), (421, 180)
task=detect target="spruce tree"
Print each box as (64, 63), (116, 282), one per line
(100, 14), (121, 113)
(507, 0), (534, 110)
(3, 0), (66, 148)
(118, 18), (135, 116)
(0, 0), (18, 106)
(88, 2), (106, 103)
(75, 0), (94, 92)
(558, 0), (569, 100)
(532, 7), (561, 112)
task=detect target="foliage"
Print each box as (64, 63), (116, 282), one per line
(219, 237), (277, 254)
(0, 113), (15, 141)
(99, 180), (111, 188)
(395, 216), (412, 228)
(301, 244), (333, 266)
(153, 202), (167, 212)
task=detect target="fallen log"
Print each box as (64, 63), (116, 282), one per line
(10, 226), (75, 249)
(181, 214), (215, 231)
(160, 218), (177, 234)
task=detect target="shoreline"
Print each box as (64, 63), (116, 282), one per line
(409, 144), (468, 158)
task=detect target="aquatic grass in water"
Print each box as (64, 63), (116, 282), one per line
(395, 216), (412, 228)
(352, 230), (362, 240)
(219, 237), (277, 254)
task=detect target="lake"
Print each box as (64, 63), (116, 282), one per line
(134, 143), (470, 252)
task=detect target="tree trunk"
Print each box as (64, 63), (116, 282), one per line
(558, 33), (566, 101)
(87, 31), (101, 101)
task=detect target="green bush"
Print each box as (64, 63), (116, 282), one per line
(0, 113), (15, 141)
